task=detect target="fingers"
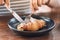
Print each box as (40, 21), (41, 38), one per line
(30, 0), (49, 13)
(30, 0), (43, 13)
(4, 0), (10, 8)
(0, 0), (4, 5)
(37, 0), (43, 6)
(5, 0), (10, 7)
(32, 0), (38, 10)
(30, 0), (35, 13)
(37, 0), (49, 5)
(42, 0), (49, 4)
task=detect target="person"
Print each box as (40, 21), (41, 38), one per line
(0, 0), (60, 13)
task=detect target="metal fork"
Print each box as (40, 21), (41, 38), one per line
(5, 4), (24, 23)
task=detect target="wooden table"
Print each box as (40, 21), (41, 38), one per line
(0, 13), (60, 40)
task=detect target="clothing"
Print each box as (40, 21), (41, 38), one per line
(0, 0), (31, 16)
(10, 0), (31, 14)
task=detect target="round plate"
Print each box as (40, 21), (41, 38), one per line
(8, 15), (55, 37)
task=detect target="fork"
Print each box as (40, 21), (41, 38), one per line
(5, 4), (24, 23)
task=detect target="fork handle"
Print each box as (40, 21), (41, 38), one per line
(5, 4), (24, 23)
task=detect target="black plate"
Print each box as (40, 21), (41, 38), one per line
(8, 15), (55, 37)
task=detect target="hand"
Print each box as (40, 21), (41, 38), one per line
(0, 0), (4, 5)
(30, 0), (51, 13)
(0, 0), (10, 8)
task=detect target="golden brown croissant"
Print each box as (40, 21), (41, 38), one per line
(17, 18), (45, 31)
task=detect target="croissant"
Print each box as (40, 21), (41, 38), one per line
(17, 18), (45, 31)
